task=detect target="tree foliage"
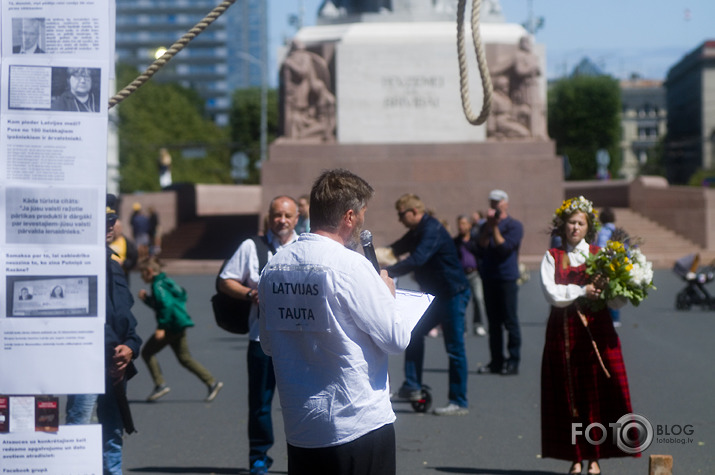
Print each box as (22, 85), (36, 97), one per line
(229, 87), (279, 184)
(548, 75), (622, 180)
(115, 64), (232, 193)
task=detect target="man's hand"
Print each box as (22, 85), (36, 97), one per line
(110, 344), (133, 383)
(380, 269), (396, 297)
(138, 289), (147, 301)
(154, 329), (166, 341)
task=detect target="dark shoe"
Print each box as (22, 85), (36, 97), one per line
(147, 384), (170, 402)
(568, 461), (583, 474)
(250, 459), (268, 475)
(477, 363), (501, 374)
(501, 363), (519, 375)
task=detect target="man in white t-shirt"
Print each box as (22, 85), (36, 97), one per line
(259, 169), (411, 475)
(219, 195), (299, 475)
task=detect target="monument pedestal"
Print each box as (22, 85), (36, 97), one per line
(262, 140), (563, 256)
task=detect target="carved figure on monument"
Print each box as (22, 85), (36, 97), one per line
(487, 76), (531, 139)
(488, 35), (547, 140)
(280, 39), (336, 142)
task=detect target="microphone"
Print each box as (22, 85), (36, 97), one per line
(360, 229), (380, 273)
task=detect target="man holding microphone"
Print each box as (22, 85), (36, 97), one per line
(258, 168), (412, 475)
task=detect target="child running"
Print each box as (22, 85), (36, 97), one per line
(138, 257), (223, 402)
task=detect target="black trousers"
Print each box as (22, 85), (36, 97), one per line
(287, 423), (396, 475)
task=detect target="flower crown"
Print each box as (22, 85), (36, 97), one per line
(554, 196), (597, 219)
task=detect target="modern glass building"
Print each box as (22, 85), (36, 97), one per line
(115, 0), (267, 126)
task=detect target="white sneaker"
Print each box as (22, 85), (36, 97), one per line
(433, 403), (469, 416)
(475, 326), (487, 336)
(206, 381), (224, 402)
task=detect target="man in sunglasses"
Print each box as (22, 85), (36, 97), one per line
(387, 193), (471, 416)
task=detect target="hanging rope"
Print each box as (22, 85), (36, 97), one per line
(456, 0), (492, 125)
(108, 0), (237, 109)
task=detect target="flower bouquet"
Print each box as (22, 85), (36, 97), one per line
(585, 238), (656, 309)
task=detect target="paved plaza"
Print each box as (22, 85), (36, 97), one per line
(117, 269), (714, 474)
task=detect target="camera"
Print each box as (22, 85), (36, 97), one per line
(494, 209), (501, 219)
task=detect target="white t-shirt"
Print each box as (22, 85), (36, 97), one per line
(220, 230), (298, 341)
(258, 233), (411, 448)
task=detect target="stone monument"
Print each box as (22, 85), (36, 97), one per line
(263, 0), (562, 256)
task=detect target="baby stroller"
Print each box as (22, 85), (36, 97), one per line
(673, 253), (715, 310)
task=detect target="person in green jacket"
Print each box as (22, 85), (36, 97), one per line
(138, 257), (223, 402)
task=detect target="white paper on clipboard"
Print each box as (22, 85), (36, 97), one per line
(395, 289), (434, 332)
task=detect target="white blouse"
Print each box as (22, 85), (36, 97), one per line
(540, 239), (626, 309)
(540, 239), (590, 308)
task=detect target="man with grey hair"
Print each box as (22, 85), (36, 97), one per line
(476, 189), (523, 375)
(219, 195), (299, 475)
(259, 169), (410, 475)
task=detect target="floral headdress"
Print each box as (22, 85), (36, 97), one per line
(550, 196), (600, 241)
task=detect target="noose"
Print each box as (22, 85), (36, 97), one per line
(108, 0), (237, 109)
(456, 0), (493, 125)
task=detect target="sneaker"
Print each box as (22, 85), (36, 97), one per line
(147, 385), (170, 402)
(474, 325), (487, 336)
(396, 385), (423, 402)
(250, 459), (268, 475)
(433, 403), (469, 416)
(205, 381), (224, 402)
(613, 321), (622, 328)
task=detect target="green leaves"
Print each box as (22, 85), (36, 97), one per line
(548, 75), (621, 180)
(115, 64), (232, 193)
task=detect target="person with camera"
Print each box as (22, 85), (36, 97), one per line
(476, 189), (523, 376)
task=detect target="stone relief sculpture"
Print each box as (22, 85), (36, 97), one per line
(488, 35), (547, 140)
(280, 40), (336, 142)
(487, 76), (531, 139)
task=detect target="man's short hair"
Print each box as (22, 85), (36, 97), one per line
(395, 193), (425, 213)
(309, 169), (373, 231)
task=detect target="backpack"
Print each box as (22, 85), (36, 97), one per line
(211, 236), (274, 334)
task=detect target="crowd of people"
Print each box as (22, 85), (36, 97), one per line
(74, 179), (638, 475)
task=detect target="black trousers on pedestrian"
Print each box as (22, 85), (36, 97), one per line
(287, 423), (396, 475)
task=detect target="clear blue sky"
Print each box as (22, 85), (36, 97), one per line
(268, 0), (715, 84)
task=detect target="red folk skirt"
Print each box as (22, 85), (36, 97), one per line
(540, 247), (639, 461)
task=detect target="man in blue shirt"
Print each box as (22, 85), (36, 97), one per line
(387, 193), (471, 416)
(476, 189), (524, 376)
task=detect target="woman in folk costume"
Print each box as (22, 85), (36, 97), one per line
(539, 196), (638, 475)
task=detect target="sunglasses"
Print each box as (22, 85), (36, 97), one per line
(398, 209), (413, 219)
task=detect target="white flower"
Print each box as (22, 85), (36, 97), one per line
(628, 249), (653, 287)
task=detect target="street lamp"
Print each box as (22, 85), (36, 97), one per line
(236, 51), (267, 165)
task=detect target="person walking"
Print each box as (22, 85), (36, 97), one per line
(138, 257), (223, 403)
